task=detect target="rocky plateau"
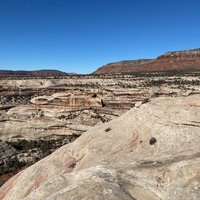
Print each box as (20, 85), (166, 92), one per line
(0, 48), (200, 198)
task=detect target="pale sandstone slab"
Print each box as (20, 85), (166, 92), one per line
(0, 95), (200, 200)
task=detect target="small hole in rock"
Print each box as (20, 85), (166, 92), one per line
(92, 94), (97, 98)
(101, 99), (105, 107)
(105, 128), (111, 132)
(149, 137), (157, 145)
(140, 140), (143, 143)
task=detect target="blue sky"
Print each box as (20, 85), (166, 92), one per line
(0, 0), (200, 73)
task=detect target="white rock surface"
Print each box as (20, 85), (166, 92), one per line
(0, 95), (200, 200)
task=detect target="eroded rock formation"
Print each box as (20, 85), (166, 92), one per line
(0, 73), (200, 141)
(1, 95), (200, 200)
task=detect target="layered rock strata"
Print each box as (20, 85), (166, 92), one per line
(0, 74), (200, 140)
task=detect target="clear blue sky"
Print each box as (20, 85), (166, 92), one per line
(0, 0), (200, 73)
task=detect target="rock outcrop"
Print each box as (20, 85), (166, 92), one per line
(94, 48), (200, 74)
(1, 95), (200, 200)
(30, 93), (103, 108)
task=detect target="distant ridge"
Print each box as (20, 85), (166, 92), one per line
(2, 48), (200, 76)
(0, 69), (67, 77)
(94, 48), (200, 74)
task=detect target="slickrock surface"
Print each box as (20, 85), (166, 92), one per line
(1, 95), (200, 200)
(94, 48), (200, 74)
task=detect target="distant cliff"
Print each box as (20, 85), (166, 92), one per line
(94, 48), (200, 74)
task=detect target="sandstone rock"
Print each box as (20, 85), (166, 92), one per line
(0, 73), (200, 142)
(0, 104), (110, 140)
(31, 93), (103, 108)
(134, 101), (142, 108)
(1, 95), (200, 200)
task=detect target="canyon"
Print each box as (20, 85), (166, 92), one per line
(0, 48), (200, 199)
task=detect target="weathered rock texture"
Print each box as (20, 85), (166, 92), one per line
(94, 48), (200, 74)
(1, 95), (200, 200)
(0, 73), (200, 141)
(0, 136), (79, 186)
